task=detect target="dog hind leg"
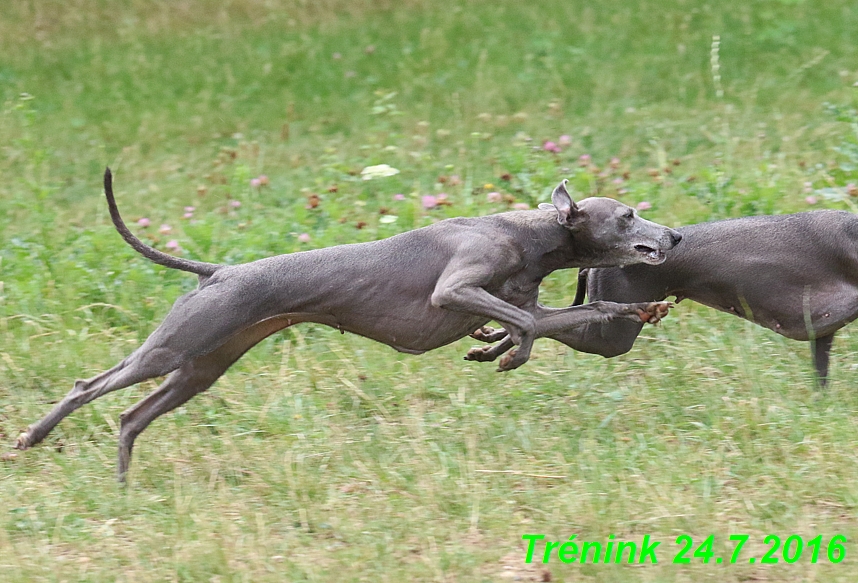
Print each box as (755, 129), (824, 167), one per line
(17, 285), (274, 450)
(812, 333), (835, 388)
(116, 316), (292, 481)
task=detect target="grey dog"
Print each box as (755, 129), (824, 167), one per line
(15, 170), (680, 480)
(468, 211), (858, 386)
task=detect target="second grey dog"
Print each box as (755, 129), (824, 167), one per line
(16, 170), (680, 480)
(469, 211), (858, 386)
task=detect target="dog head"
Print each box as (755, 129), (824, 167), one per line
(539, 180), (682, 267)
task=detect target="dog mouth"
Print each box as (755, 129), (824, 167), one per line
(634, 244), (666, 264)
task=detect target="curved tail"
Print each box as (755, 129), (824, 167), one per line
(104, 168), (221, 277)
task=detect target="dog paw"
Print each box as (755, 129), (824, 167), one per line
(14, 432), (31, 450)
(464, 345), (499, 362)
(497, 350), (517, 371)
(636, 301), (673, 325)
(470, 326), (503, 343)
(497, 349), (529, 372)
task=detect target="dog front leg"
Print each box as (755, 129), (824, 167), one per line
(464, 301), (669, 364)
(116, 316), (293, 482)
(431, 281), (536, 371)
(811, 333), (835, 388)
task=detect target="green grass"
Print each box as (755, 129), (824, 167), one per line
(2, 0), (858, 580)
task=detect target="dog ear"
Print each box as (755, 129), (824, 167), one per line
(551, 180), (579, 225)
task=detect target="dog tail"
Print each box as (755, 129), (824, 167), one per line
(103, 168), (221, 277)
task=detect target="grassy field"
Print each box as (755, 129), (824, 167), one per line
(2, 0), (858, 580)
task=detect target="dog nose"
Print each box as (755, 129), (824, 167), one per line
(670, 230), (682, 246)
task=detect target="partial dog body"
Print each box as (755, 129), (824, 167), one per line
(16, 171), (679, 480)
(469, 211), (858, 385)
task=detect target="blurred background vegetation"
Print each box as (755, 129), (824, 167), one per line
(2, 1), (858, 581)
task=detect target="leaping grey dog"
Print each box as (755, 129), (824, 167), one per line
(16, 169), (680, 480)
(467, 211), (858, 386)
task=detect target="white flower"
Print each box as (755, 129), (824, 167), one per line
(361, 164), (400, 180)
